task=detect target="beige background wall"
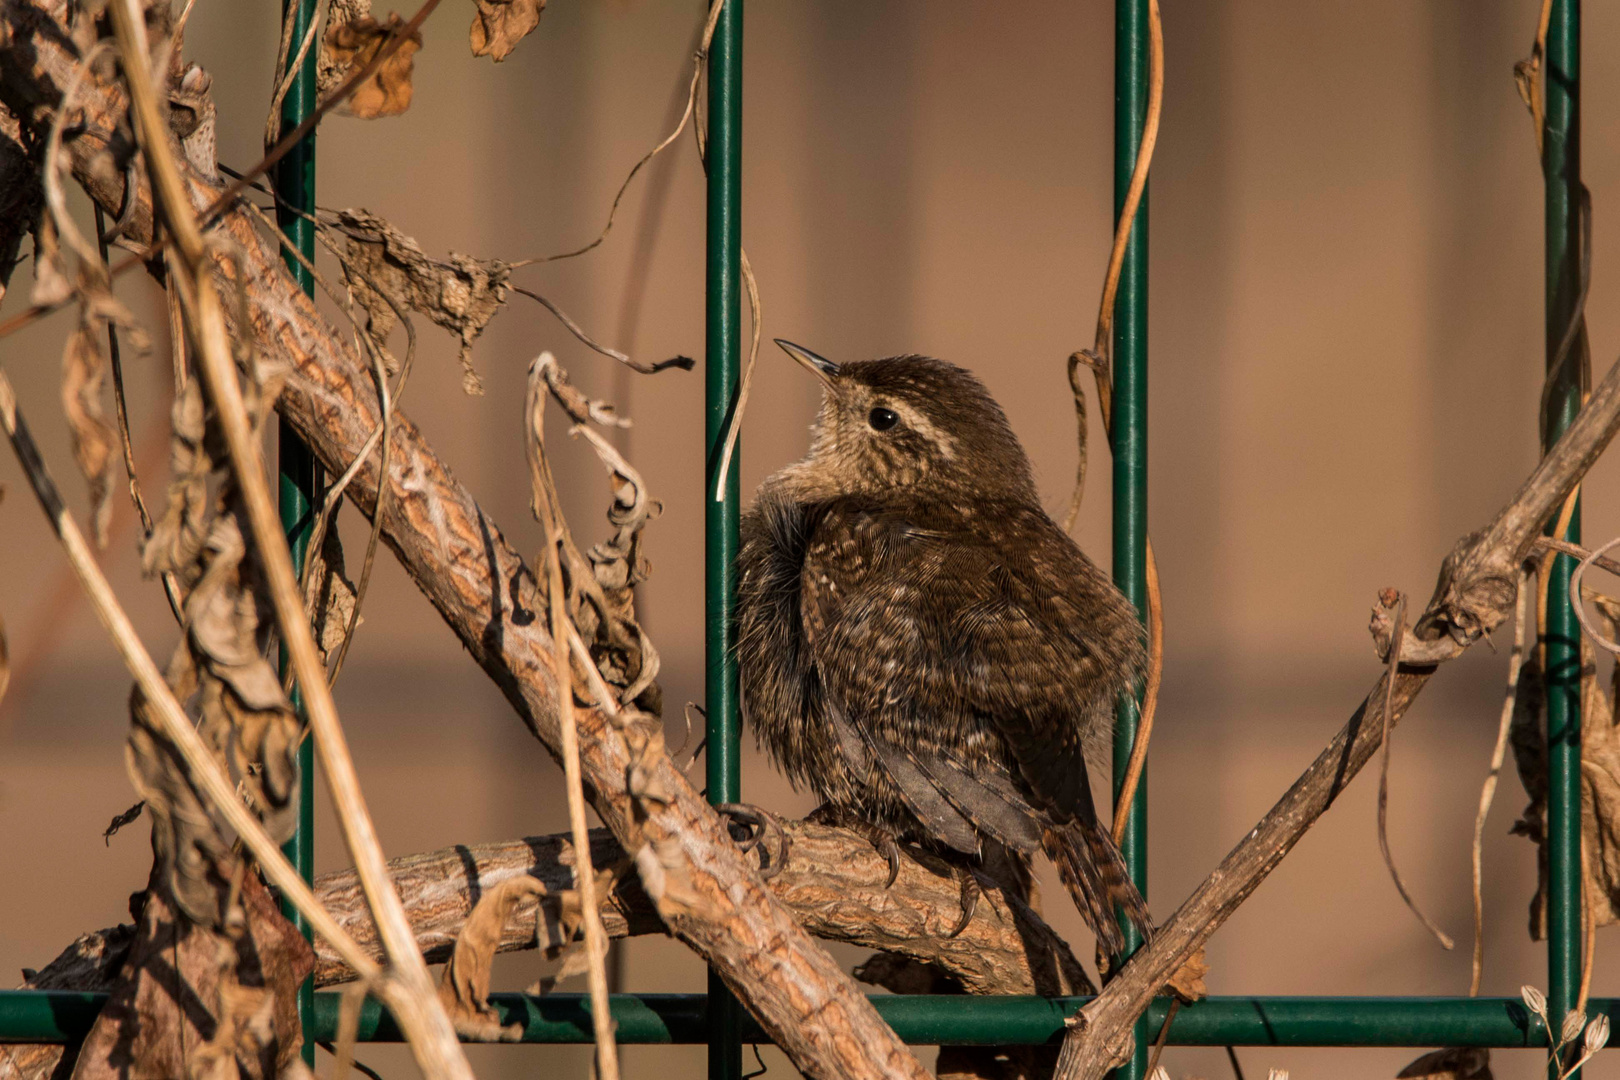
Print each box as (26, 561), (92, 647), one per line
(6, 2), (1620, 1077)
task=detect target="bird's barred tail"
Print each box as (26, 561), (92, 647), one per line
(1041, 820), (1153, 960)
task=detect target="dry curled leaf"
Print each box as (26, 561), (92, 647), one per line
(323, 13), (422, 119)
(303, 516), (359, 660)
(1516, 622), (1620, 937)
(1164, 942), (1209, 1002)
(102, 799), (144, 844)
(142, 378), (211, 580)
(469, 0), (546, 62)
(60, 324), (115, 547)
(317, 0), (376, 94)
(439, 876), (545, 1041)
(1396, 1047), (1493, 1080)
(336, 208), (510, 394)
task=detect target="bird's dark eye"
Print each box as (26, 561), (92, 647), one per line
(868, 407), (900, 432)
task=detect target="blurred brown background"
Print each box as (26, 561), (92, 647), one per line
(6, 1), (1620, 1077)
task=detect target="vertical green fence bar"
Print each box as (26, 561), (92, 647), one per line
(705, 2), (744, 1078)
(1111, 0), (1151, 1078)
(274, 0), (320, 1067)
(1543, 1), (1582, 1075)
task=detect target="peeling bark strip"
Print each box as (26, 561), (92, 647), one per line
(0, 8), (928, 1077)
(313, 823), (1092, 997)
(1054, 348), (1620, 1079)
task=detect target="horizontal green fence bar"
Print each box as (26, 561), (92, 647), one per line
(0, 991), (1562, 1048)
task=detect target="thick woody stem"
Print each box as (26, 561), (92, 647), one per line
(0, 7), (930, 1076)
(311, 822), (1092, 998)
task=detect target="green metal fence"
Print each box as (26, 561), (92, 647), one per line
(0, 1), (1593, 1076)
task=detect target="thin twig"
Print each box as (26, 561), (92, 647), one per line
(1145, 998), (1179, 1080)
(1539, 536), (1620, 577)
(1064, 0), (1162, 533)
(1112, 538), (1163, 844)
(1470, 567), (1531, 996)
(1225, 1046), (1247, 1080)
(92, 204), (152, 535)
(512, 285), (691, 376)
(527, 355), (620, 1080)
(264, 0), (331, 149)
(1376, 593), (1456, 949)
(509, 0), (725, 269)
(107, 4), (472, 1076)
(1569, 535), (1620, 655)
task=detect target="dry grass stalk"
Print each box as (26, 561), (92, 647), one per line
(104, 2), (471, 1076)
(527, 354), (621, 1080)
(1470, 568), (1532, 995)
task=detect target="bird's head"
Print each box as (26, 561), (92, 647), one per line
(771, 340), (1038, 501)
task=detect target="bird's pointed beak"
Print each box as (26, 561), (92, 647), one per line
(774, 339), (840, 388)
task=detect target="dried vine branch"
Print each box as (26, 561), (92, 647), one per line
(0, 6), (931, 1075)
(306, 821), (1092, 997)
(1053, 345), (1620, 1080)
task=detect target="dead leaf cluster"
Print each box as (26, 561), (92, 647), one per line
(470, 0), (547, 62)
(334, 208), (510, 393)
(323, 12), (423, 120)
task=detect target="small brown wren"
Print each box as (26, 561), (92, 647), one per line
(735, 340), (1152, 956)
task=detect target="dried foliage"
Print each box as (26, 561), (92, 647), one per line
(1515, 585), (1620, 936)
(334, 208), (510, 393)
(439, 877), (546, 1041)
(469, 0), (547, 62)
(72, 870), (312, 1080)
(324, 13), (423, 119)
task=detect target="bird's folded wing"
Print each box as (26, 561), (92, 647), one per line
(802, 497), (1132, 832)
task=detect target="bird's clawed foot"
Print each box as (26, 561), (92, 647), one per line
(807, 804), (903, 888)
(949, 867), (983, 939)
(715, 802), (791, 880)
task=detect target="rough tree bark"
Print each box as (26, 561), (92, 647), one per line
(0, 7), (930, 1077)
(310, 823), (1092, 998)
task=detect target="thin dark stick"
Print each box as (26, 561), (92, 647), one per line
(1145, 998), (1179, 1078)
(1224, 1046), (1246, 1080)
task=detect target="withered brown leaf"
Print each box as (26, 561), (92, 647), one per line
(1519, 614), (1620, 937)
(323, 14), (423, 119)
(304, 518), (359, 661)
(336, 208), (511, 394)
(439, 876), (546, 1041)
(1164, 942), (1210, 1003)
(469, 0), (547, 62)
(60, 324), (115, 547)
